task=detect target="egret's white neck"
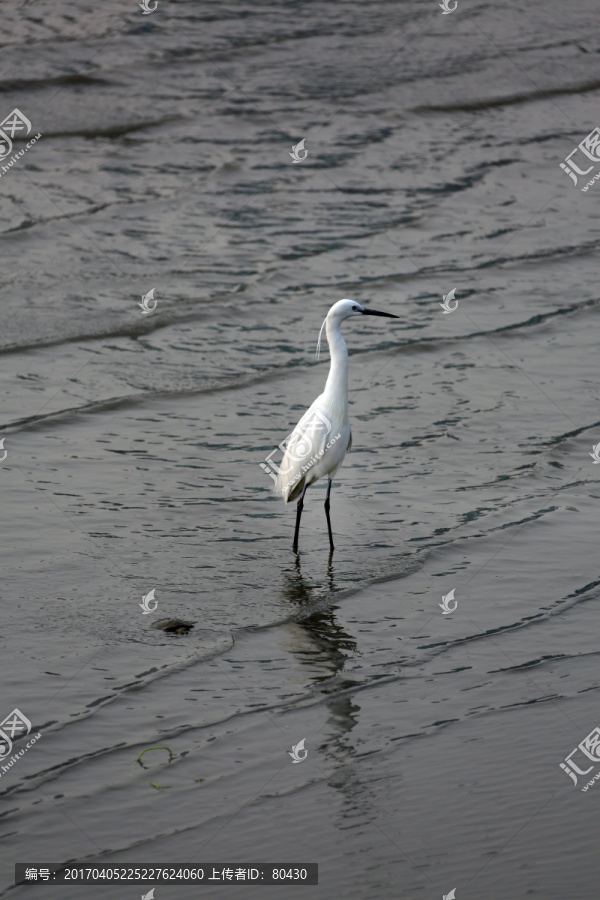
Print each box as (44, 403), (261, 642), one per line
(323, 316), (348, 410)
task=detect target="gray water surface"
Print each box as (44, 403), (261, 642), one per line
(1, 0), (600, 897)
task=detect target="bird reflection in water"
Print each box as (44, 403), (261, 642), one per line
(280, 556), (371, 817)
(280, 554), (359, 716)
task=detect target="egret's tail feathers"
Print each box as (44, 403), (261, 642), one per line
(282, 474), (306, 504)
(273, 470), (287, 499)
(273, 462), (307, 504)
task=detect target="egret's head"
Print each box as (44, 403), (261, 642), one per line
(316, 299), (398, 358)
(330, 298), (399, 320)
(329, 298), (366, 320)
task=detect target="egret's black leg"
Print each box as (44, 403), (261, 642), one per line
(324, 478), (335, 552)
(292, 484), (308, 553)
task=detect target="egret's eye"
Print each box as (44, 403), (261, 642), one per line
(352, 305), (358, 311)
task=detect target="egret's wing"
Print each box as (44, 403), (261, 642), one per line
(275, 398), (333, 502)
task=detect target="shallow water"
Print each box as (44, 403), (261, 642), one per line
(2, 0), (600, 897)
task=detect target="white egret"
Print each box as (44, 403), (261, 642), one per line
(275, 299), (398, 552)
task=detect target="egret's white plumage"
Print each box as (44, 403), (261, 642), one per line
(275, 298), (398, 551)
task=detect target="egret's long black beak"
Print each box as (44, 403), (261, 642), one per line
(361, 308), (399, 318)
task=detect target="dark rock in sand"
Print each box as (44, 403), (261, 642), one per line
(152, 618), (194, 634)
